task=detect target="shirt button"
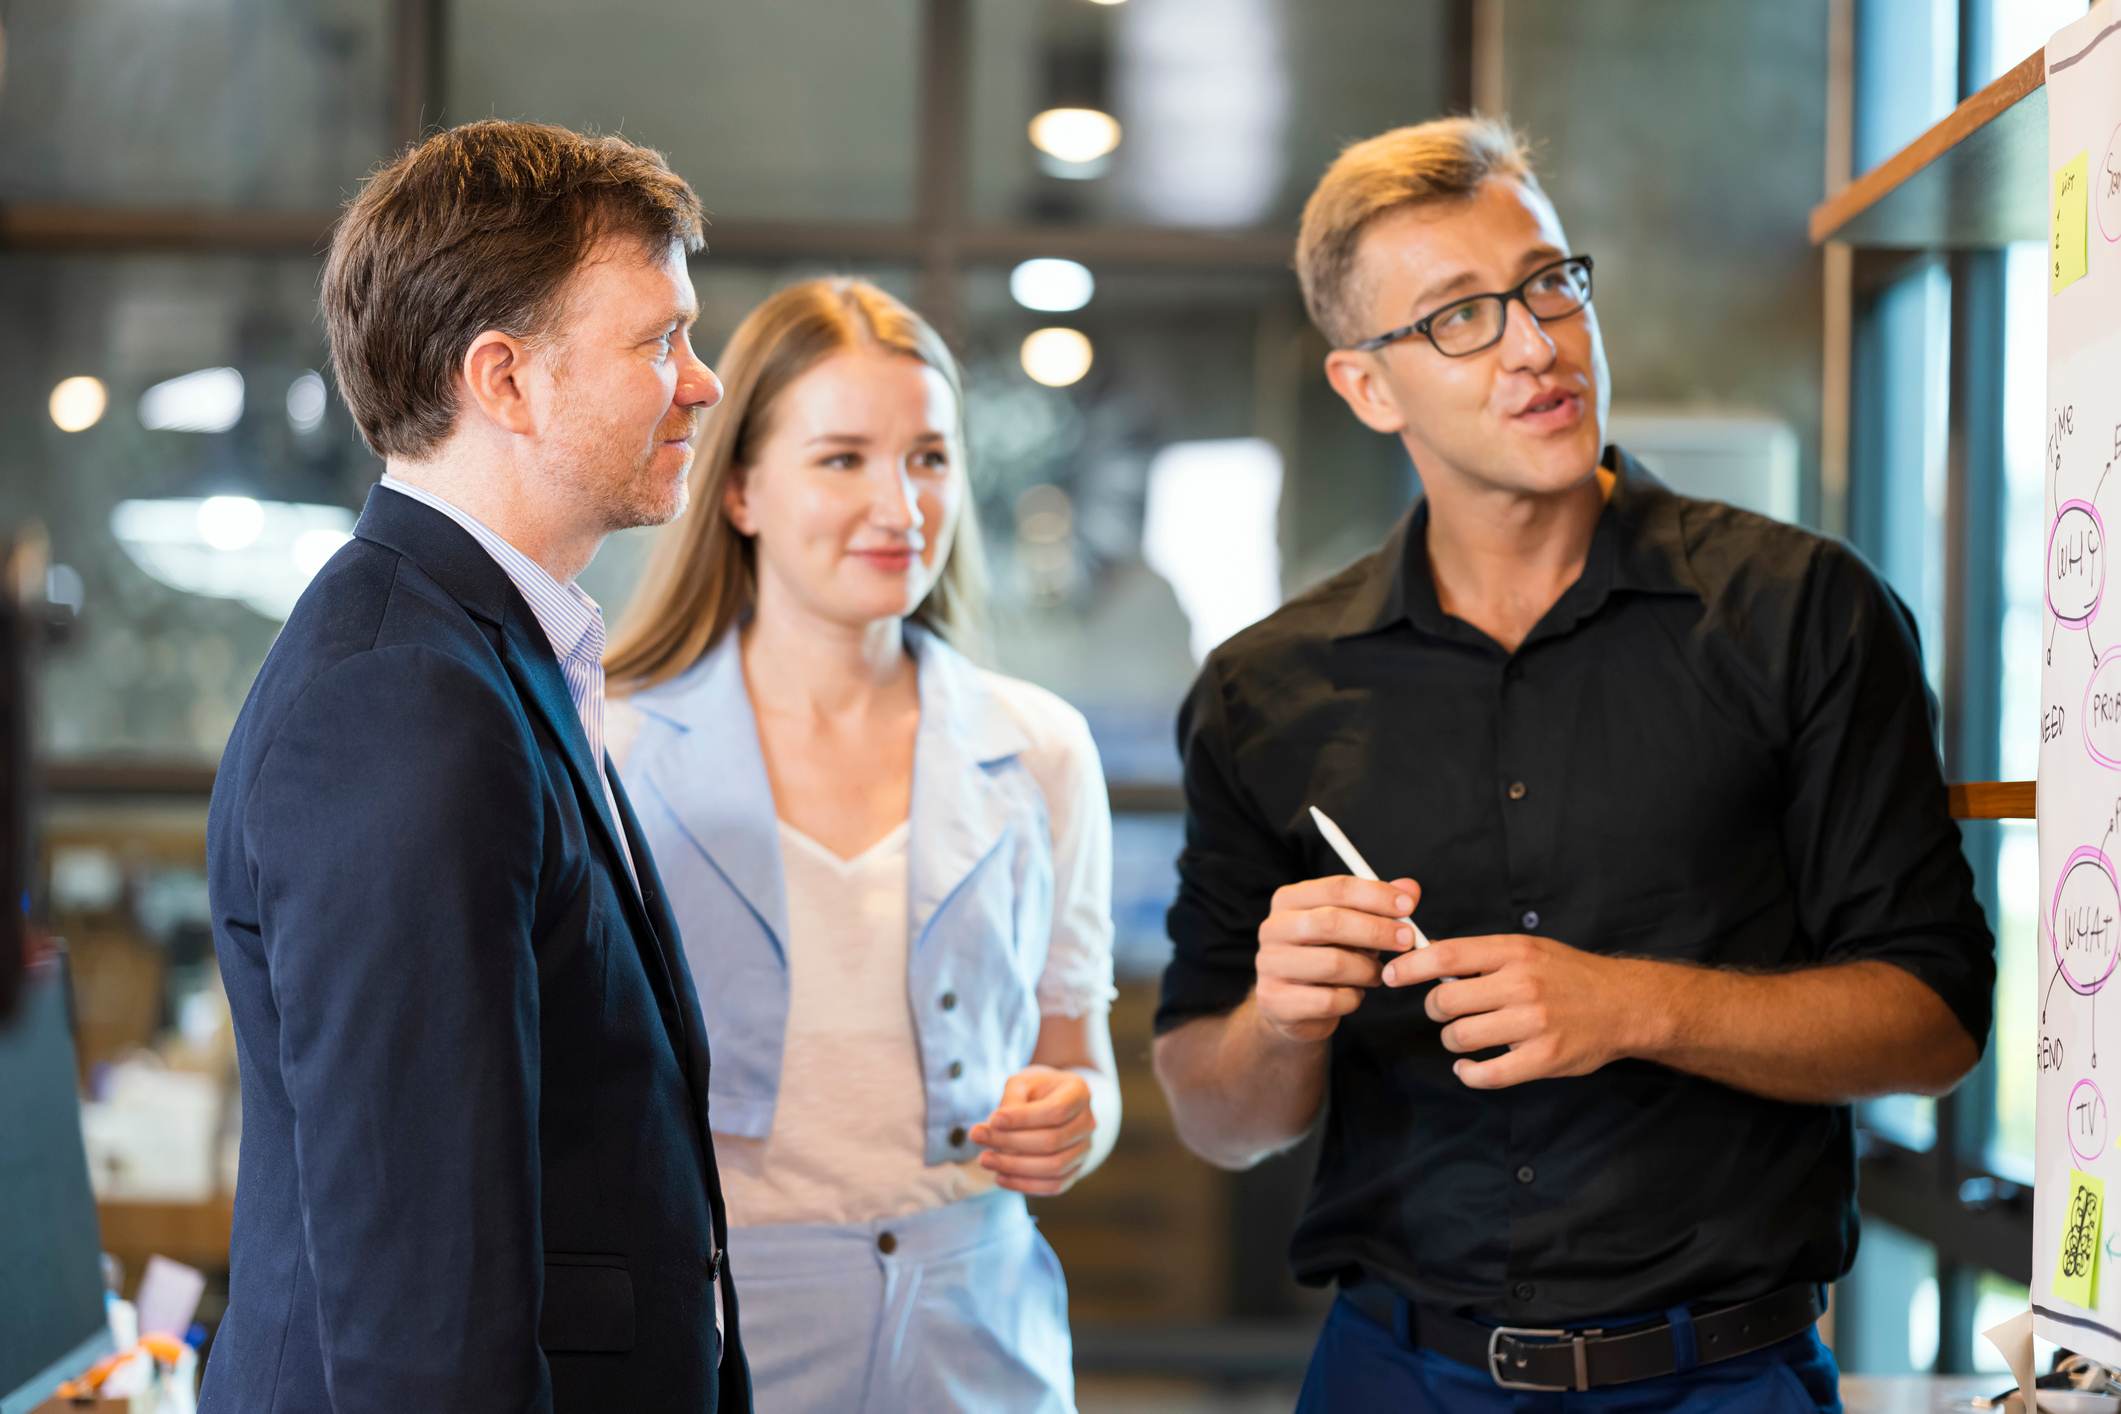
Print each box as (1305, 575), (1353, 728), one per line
(940, 991), (959, 1011)
(1520, 910), (1540, 931)
(1506, 781), (1528, 801)
(948, 1060), (964, 1079)
(877, 1232), (898, 1255)
(949, 1125), (968, 1147)
(1513, 1281), (1537, 1302)
(1516, 1165), (1536, 1185)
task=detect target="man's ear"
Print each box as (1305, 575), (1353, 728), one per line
(1323, 348), (1410, 435)
(459, 330), (539, 437)
(722, 464), (757, 537)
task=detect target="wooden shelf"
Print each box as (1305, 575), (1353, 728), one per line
(1810, 48), (2047, 248)
(96, 1194), (234, 1287)
(1947, 780), (2035, 820)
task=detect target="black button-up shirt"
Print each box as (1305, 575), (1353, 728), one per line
(1156, 449), (1994, 1323)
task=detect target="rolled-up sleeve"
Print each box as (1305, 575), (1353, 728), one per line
(1157, 656), (1299, 1033)
(1779, 543), (1996, 1047)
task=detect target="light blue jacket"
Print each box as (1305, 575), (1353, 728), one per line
(619, 625), (1056, 1166)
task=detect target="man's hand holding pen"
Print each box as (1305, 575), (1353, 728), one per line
(1252, 875), (1424, 1044)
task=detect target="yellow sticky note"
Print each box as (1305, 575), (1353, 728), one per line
(2055, 152), (2090, 295)
(2056, 1167), (2105, 1308)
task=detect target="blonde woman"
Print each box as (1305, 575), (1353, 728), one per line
(606, 278), (1118, 1413)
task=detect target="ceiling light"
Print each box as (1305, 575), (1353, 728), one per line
(196, 496), (264, 553)
(111, 497), (356, 621)
(1009, 259), (1096, 313)
(286, 371), (327, 434)
(139, 367), (244, 434)
(49, 376), (108, 433)
(1020, 328), (1094, 388)
(1029, 107), (1121, 165)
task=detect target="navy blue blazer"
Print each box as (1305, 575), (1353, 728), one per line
(202, 486), (749, 1412)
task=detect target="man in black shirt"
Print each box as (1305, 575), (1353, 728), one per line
(1152, 117), (1993, 1411)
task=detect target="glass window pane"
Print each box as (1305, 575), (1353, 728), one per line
(1496, 3), (1832, 531)
(950, 265), (1411, 787)
(1980, 0), (2092, 87)
(1836, 1218), (1940, 1374)
(0, 0), (393, 208)
(2, 253), (376, 761)
(1992, 820), (2037, 1178)
(968, 0), (1456, 230)
(1862, 1095), (1938, 1154)
(2000, 245), (2048, 784)
(1855, 0), (1959, 172)
(444, 1), (922, 224)
(1850, 262), (1952, 699)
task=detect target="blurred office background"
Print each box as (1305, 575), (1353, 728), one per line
(0, 0), (2091, 1404)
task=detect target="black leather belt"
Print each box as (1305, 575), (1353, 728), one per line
(1342, 1281), (1824, 1393)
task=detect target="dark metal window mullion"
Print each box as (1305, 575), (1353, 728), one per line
(913, 0), (971, 343)
(1929, 0), (2012, 1362)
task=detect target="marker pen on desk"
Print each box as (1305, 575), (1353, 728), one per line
(1307, 806), (1430, 949)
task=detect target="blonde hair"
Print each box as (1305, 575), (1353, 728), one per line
(1295, 115), (1539, 348)
(606, 277), (987, 693)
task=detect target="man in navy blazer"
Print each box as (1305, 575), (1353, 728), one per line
(202, 120), (748, 1411)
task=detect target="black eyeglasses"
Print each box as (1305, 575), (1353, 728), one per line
(1348, 255), (1594, 357)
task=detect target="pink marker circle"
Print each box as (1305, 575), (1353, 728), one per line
(2070, 1078), (2109, 1165)
(2050, 500), (2106, 627)
(2083, 650), (2121, 771)
(2052, 845), (2121, 994)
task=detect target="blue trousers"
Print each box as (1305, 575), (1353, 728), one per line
(1296, 1291), (1843, 1413)
(724, 1189), (1074, 1413)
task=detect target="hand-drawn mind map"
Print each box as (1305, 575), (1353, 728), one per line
(2042, 400), (2121, 1176)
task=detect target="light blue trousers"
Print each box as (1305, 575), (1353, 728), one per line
(725, 1189), (1075, 1413)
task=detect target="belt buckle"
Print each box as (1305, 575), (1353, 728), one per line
(1486, 1324), (1596, 1393)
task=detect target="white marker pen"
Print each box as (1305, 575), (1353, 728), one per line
(1308, 806), (1430, 949)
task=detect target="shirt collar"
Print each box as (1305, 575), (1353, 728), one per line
(379, 475), (606, 670)
(1331, 444), (1700, 643)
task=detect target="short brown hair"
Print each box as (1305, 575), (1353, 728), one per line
(322, 120), (706, 460)
(606, 278), (987, 693)
(1296, 115), (1538, 348)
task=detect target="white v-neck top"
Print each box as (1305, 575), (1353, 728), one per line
(713, 818), (1000, 1225)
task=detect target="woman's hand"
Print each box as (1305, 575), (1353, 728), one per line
(968, 1065), (1097, 1197)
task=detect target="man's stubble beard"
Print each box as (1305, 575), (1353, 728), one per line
(590, 445), (690, 535)
(547, 404), (692, 537)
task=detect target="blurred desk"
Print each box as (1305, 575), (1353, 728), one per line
(1842, 1374), (2010, 1411)
(95, 1195), (231, 1288)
